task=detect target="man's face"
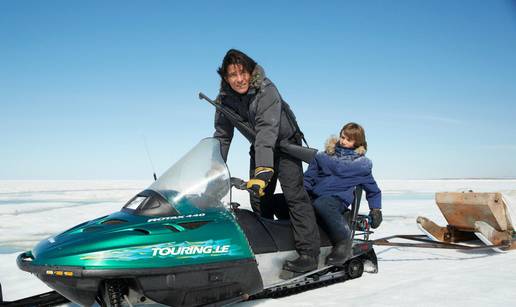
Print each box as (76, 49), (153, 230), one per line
(225, 64), (251, 94)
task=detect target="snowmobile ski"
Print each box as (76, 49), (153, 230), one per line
(0, 283), (68, 307)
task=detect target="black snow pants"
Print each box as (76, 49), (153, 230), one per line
(249, 146), (320, 257)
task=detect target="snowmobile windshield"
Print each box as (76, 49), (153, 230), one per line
(143, 138), (231, 215)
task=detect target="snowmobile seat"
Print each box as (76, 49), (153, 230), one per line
(234, 209), (333, 254)
(235, 186), (364, 254)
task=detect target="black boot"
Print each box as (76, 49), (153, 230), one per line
(325, 240), (352, 266)
(283, 254), (318, 273)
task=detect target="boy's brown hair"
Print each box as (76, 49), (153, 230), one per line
(341, 122), (367, 151)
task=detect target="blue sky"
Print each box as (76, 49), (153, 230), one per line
(1, 0), (515, 180)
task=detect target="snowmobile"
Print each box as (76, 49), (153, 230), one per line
(1, 138), (378, 307)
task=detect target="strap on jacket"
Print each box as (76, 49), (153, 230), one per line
(281, 100), (310, 147)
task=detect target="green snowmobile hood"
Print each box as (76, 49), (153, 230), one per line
(31, 209), (253, 269)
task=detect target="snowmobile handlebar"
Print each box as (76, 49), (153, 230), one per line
(198, 92), (318, 164)
(230, 177), (264, 199)
(230, 177), (248, 190)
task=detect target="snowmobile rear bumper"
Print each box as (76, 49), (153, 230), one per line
(17, 252), (263, 306)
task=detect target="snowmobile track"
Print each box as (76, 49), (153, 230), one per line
(251, 261), (363, 300)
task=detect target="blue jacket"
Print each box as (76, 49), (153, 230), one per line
(304, 145), (382, 209)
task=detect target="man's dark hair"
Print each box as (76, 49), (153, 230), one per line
(218, 49), (257, 78)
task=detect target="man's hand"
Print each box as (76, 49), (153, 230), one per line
(369, 209), (383, 229)
(246, 167), (274, 197)
(247, 178), (267, 197)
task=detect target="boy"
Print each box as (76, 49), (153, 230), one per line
(304, 122), (382, 265)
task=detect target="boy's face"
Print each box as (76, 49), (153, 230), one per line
(225, 64), (251, 94)
(340, 133), (355, 149)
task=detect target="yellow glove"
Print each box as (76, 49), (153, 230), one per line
(246, 178), (267, 197)
(246, 167), (274, 197)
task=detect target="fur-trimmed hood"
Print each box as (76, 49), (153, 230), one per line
(304, 135), (381, 209)
(324, 136), (366, 156)
(219, 65), (267, 96)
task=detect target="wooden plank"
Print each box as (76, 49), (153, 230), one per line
(435, 192), (512, 232)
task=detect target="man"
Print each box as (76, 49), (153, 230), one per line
(213, 49), (320, 273)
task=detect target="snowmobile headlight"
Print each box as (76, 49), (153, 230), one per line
(45, 270), (74, 277)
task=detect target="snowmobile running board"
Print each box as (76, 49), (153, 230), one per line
(372, 234), (512, 251)
(252, 248), (377, 300)
(252, 265), (349, 300)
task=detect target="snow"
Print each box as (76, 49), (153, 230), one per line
(1, 179), (516, 306)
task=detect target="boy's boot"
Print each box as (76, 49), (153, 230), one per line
(283, 254), (318, 273)
(325, 240), (352, 266)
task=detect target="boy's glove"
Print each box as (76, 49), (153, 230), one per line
(369, 209), (383, 229)
(246, 167), (274, 197)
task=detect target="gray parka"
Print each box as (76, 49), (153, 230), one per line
(214, 65), (301, 168)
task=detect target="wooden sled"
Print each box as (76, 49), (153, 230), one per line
(417, 192), (516, 251)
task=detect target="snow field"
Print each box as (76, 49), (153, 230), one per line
(1, 180), (515, 306)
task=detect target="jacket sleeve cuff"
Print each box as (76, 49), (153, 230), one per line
(254, 148), (274, 168)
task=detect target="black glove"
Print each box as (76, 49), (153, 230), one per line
(369, 209), (383, 229)
(246, 167), (274, 197)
